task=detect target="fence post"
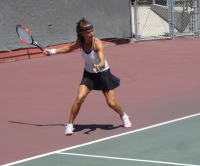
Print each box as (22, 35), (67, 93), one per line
(193, 0), (199, 37)
(168, 0), (175, 38)
(130, 0), (137, 42)
(134, 0), (140, 41)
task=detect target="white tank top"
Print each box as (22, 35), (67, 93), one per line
(81, 48), (109, 73)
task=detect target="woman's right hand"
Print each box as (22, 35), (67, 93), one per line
(43, 49), (52, 56)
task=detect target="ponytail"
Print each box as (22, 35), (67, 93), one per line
(76, 18), (92, 45)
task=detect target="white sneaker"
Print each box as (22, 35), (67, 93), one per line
(65, 124), (74, 135)
(121, 113), (132, 128)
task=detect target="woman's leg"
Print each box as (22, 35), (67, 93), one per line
(68, 85), (91, 124)
(65, 85), (91, 135)
(102, 90), (124, 116)
(102, 90), (131, 128)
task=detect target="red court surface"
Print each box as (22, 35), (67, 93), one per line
(1, 38), (200, 165)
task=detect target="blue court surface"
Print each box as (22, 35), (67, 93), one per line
(3, 113), (200, 166)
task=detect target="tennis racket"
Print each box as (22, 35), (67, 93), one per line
(16, 25), (46, 53)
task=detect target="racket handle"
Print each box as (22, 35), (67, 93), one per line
(38, 45), (44, 51)
(36, 43), (50, 56)
(35, 43), (50, 56)
(36, 44), (44, 51)
(39, 45), (51, 56)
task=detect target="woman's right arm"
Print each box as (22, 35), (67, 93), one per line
(44, 39), (81, 55)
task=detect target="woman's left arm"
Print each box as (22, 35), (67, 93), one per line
(95, 39), (105, 69)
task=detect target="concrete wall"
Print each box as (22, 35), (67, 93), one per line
(150, 4), (191, 32)
(0, 0), (131, 52)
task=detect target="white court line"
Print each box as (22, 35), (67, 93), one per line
(2, 113), (200, 166)
(58, 152), (200, 166)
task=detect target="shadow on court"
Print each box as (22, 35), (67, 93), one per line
(8, 121), (123, 135)
(8, 121), (64, 127)
(73, 124), (123, 135)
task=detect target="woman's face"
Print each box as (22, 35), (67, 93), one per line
(81, 29), (94, 40)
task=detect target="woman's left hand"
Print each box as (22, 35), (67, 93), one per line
(92, 61), (100, 73)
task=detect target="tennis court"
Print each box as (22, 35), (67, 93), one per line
(3, 113), (200, 166)
(1, 38), (200, 165)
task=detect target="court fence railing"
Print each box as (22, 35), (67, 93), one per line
(130, 0), (200, 42)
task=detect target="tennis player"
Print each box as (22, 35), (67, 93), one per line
(44, 18), (131, 135)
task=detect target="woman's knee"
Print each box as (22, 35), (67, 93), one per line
(75, 85), (90, 105)
(75, 95), (86, 105)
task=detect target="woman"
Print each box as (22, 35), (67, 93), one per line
(44, 18), (131, 135)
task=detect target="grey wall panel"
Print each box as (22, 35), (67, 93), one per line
(0, 0), (130, 51)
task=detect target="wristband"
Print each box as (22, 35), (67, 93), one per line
(50, 49), (56, 55)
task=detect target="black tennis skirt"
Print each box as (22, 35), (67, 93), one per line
(80, 69), (120, 91)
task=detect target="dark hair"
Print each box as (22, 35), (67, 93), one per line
(76, 18), (92, 45)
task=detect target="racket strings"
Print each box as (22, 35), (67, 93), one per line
(17, 26), (33, 44)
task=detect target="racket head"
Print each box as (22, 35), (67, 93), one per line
(16, 25), (33, 45)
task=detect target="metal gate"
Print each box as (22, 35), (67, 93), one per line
(130, 0), (200, 41)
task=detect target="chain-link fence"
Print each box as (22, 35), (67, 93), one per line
(131, 0), (200, 41)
